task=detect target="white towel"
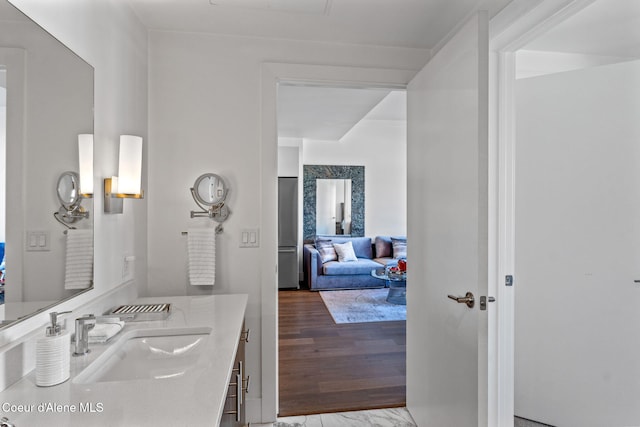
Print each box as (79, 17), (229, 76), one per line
(188, 228), (216, 286)
(64, 229), (93, 289)
(88, 320), (124, 343)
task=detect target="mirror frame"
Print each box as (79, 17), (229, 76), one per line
(303, 165), (365, 240)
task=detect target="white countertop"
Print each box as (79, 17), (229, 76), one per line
(0, 294), (248, 427)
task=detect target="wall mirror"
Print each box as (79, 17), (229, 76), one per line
(316, 179), (352, 236)
(303, 165), (364, 240)
(0, 0), (94, 327)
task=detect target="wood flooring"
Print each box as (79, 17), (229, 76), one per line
(278, 289), (406, 417)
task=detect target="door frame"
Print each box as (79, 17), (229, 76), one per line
(260, 63), (414, 421)
(491, 0), (598, 425)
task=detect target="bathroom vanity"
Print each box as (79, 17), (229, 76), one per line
(0, 294), (248, 426)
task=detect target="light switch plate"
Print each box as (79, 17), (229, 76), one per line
(240, 228), (259, 248)
(26, 230), (50, 251)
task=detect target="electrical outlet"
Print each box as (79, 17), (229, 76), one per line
(123, 256), (135, 281)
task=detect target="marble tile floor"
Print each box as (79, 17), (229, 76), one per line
(252, 408), (554, 427)
(253, 407), (415, 427)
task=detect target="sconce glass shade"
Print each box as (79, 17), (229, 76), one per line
(117, 135), (143, 195)
(103, 135), (143, 214)
(78, 134), (94, 196)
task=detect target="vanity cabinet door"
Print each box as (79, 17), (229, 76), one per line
(220, 322), (249, 427)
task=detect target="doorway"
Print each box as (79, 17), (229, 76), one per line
(275, 82), (408, 416)
(260, 4), (640, 424)
(505, 1), (640, 425)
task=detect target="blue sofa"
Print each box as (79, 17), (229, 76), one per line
(303, 236), (406, 290)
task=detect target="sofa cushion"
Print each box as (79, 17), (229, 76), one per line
(323, 258), (383, 276)
(375, 236), (393, 258)
(322, 236), (373, 259)
(374, 257), (398, 267)
(333, 241), (358, 262)
(315, 238), (337, 263)
(392, 237), (407, 259)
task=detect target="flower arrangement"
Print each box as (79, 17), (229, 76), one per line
(386, 259), (407, 279)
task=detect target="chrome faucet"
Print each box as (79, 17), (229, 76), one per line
(73, 314), (96, 356)
(72, 313), (135, 356)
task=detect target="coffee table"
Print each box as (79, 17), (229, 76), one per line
(371, 268), (406, 305)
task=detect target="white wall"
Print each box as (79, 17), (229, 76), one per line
(147, 30), (425, 422)
(515, 60), (640, 426)
(303, 112), (407, 238)
(0, 0), (147, 389)
(277, 145), (300, 177)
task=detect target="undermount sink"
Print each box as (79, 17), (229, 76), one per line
(73, 327), (212, 384)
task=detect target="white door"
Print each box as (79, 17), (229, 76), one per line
(514, 58), (640, 427)
(406, 11), (492, 426)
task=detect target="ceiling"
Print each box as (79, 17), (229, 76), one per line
(125, 0), (512, 49)
(123, 0), (512, 142)
(277, 85), (396, 140)
(524, 0), (640, 58)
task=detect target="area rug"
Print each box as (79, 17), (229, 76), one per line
(319, 288), (406, 324)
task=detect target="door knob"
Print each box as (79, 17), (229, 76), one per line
(447, 292), (475, 308)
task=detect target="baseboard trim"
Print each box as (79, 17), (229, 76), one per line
(247, 397), (271, 424)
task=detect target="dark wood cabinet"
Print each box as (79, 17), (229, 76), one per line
(220, 323), (250, 427)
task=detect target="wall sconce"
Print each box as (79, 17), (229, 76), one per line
(78, 134), (94, 197)
(104, 135), (144, 214)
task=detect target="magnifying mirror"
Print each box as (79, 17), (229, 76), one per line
(57, 171), (81, 210)
(193, 173), (227, 206)
(54, 171), (89, 227)
(190, 173), (230, 223)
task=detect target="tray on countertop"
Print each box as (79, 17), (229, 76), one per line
(107, 303), (171, 321)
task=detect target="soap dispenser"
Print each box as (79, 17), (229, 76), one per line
(35, 311), (71, 387)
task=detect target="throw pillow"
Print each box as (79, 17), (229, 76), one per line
(315, 239), (337, 263)
(391, 237), (407, 259)
(333, 241), (358, 262)
(375, 236), (393, 258)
